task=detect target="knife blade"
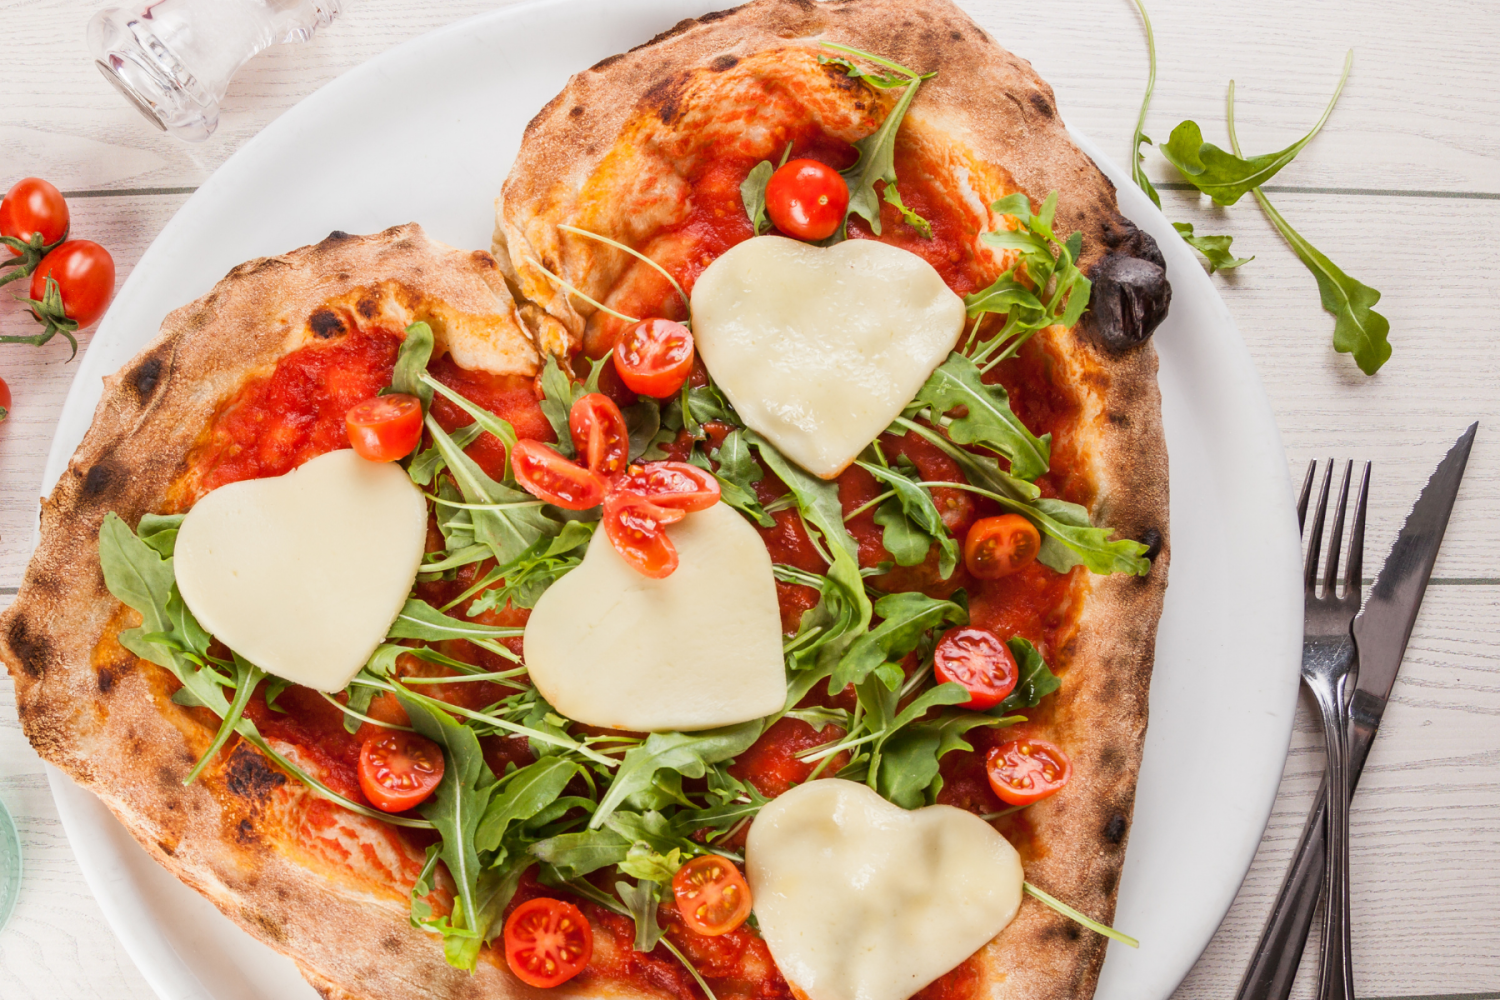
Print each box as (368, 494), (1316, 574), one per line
(1234, 422), (1477, 1000)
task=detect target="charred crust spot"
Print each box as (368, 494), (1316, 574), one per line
(1099, 869), (1119, 896)
(1108, 411), (1130, 427)
(225, 745), (286, 803)
(1079, 253), (1171, 354)
(244, 908), (289, 945)
(1104, 813), (1128, 844)
(156, 838), (176, 858)
(130, 356), (164, 401)
(590, 52), (625, 71)
(569, 104), (584, 118)
(1029, 91), (1055, 119)
(1139, 528), (1164, 562)
(381, 933), (403, 954)
(950, 29), (964, 41)
(323, 231), (353, 244)
(710, 54), (739, 72)
(308, 308), (345, 339)
(6, 617), (51, 678)
(97, 666), (115, 693)
(336, 272), (350, 282)
(82, 462), (117, 497)
(235, 818), (256, 844)
(356, 293), (380, 320)
(644, 74), (686, 125)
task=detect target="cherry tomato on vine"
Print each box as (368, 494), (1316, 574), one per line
(512, 439), (608, 510)
(29, 240), (115, 328)
(765, 158), (849, 241)
(568, 392), (629, 477)
(0, 377), (10, 423)
(986, 738), (1072, 806)
(503, 897), (593, 988)
(345, 393), (423, 462)
(933, 627), (1018, 710)
(964, 514), (1041, 580)
(672, 855), (753, 937)
(358, 730), (445, 813)
(603, 491), (684, 578)
(615, 461), (720, 512)
(0, 177), (68, 254)
(614, 318), (694, 398)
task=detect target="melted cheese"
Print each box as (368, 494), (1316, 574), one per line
(746, 779), (1023, 1000)
(522, 503), (785, 732)
(174, 449), (428, 693)
(690, 236), (965, 479)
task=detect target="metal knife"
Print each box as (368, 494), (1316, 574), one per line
(1234, 422), (1478, 1000)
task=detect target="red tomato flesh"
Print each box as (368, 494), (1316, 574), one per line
(345, 393), (423, 462)
(615, 460), (720, 512)
(30, 239), (115, 328)
(0, 376), (10, 422)
(986, 738), (1071, 806)
(933, 627), (1018, 710)
(0, 177), (68, 253)
(613, 318), (694, 398)
(504, 897), (593, 988)
(603, 491), (684, 578)
(357, 730), (445, 813)
(568, 392), (629, 477)
(964, 514), (1041, 580)
(672, 855), (753, 937)
(512, 439), (608, 510)
(765, 158), (849, 241)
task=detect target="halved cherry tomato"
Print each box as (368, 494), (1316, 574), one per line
(345, 393), (423, 462)
(603, 491), (684, 578)
(986, 738), (1072, 806)
(512, 439), (608, 510)
(614, 318), (694, 398)
(0, 177), (68, 254)
(933, 627), (1018, 710)
(0, 377), (10, 423)
(30, 239), (114, 328)
(358, 730), (445, 813)
(615, 461), (720, 512)
(568, 392), (629, 477)
(672, 855), (753, 937)
(765, 158), (849, 241)
(352, 691), (413, 745)
(504, 897), (593, 988)
(964, 514), (1042, 579)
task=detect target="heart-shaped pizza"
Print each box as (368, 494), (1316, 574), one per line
(0, 1), (1170, 999)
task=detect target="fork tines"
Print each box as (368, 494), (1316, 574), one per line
(1299, 459), (1372, 597)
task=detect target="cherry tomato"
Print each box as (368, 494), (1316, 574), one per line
(672, 855), (753, 937)
(345, 393), (423, 462)
(0, 177), (68, 254)
(358, 731), (445, 813)
(503, 897), (593, 988)
(29, 240), (115, 328)
(568, 392), (629, 477)
(933, 627), (1018, 710)
(765, 158), (849, 241)
(0, 377), (10, 423)
(615, 461), (720, 512)
(603, 491), (684, 578)
(986, 738), (1072, 806)
(614, 318), (694, 398)
(512, 439), (608, 510)
(964, 514), (1041, 579)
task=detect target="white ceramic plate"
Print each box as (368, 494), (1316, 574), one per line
(40, 2), (1304, 998)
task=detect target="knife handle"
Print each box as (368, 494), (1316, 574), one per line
(1233, 709), (1378, 1000)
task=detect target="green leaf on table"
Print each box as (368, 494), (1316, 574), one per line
(1173, 222), (1253, 273)
(993, 637), (1061, 714)
(590, 721), (763, 829)
(1159, 51), (1351, 206)
(911, 353), (1051, 481)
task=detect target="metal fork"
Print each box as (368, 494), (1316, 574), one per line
(1298, 459), (1369, 1000)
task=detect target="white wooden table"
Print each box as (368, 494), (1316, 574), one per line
(1, 1), (1496, 998)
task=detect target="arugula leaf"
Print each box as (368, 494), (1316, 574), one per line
(818, 53), (934, 89)
(831, 591), (966, 692)
(616, 879), (667, 952)
(820, 42), (932, 240)
(385, 322), (435, 410)
(531, 828), (630, 877)
(1224, 82), (1390, 374)
(474, 756), (581, 854)
(446, 864), (525, 968)
(420, 376), (518, 476)
(740, 160), (775, 237)
(994, 637), (1061, 714)
(858, 459), (958, 577)
(590, 722), (763, 829)
(623, 398), (661, 461)
(466, 520), (595, 614)
(712, 429), (773, 528)
(872, 499), (929, 568)
(877, 710), (1016, 808)
(184, 653), (264, 785)
(410, 421), (483, 487)
(894, 417), (1039, 503)
(397, 692), (499, 961)
(536, 353), (577, 455)
(1160, 51), (1351, 207)
(911, 353), (1051, 481)
(1028, 497), (1152, 576)
(1173, 222), (1253, 273)
(386, 598), (522, 661)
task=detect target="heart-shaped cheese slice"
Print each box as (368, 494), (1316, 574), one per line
(174, 449), (428, 693)
(523, 503), (785, 732)
(691, 236), (966, 479)
(747, 779), (1023, 1000)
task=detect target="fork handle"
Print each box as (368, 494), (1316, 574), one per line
(1316, 679), (1356, 1000)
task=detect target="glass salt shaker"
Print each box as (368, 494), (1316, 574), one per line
(88, 0), (344, 142)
